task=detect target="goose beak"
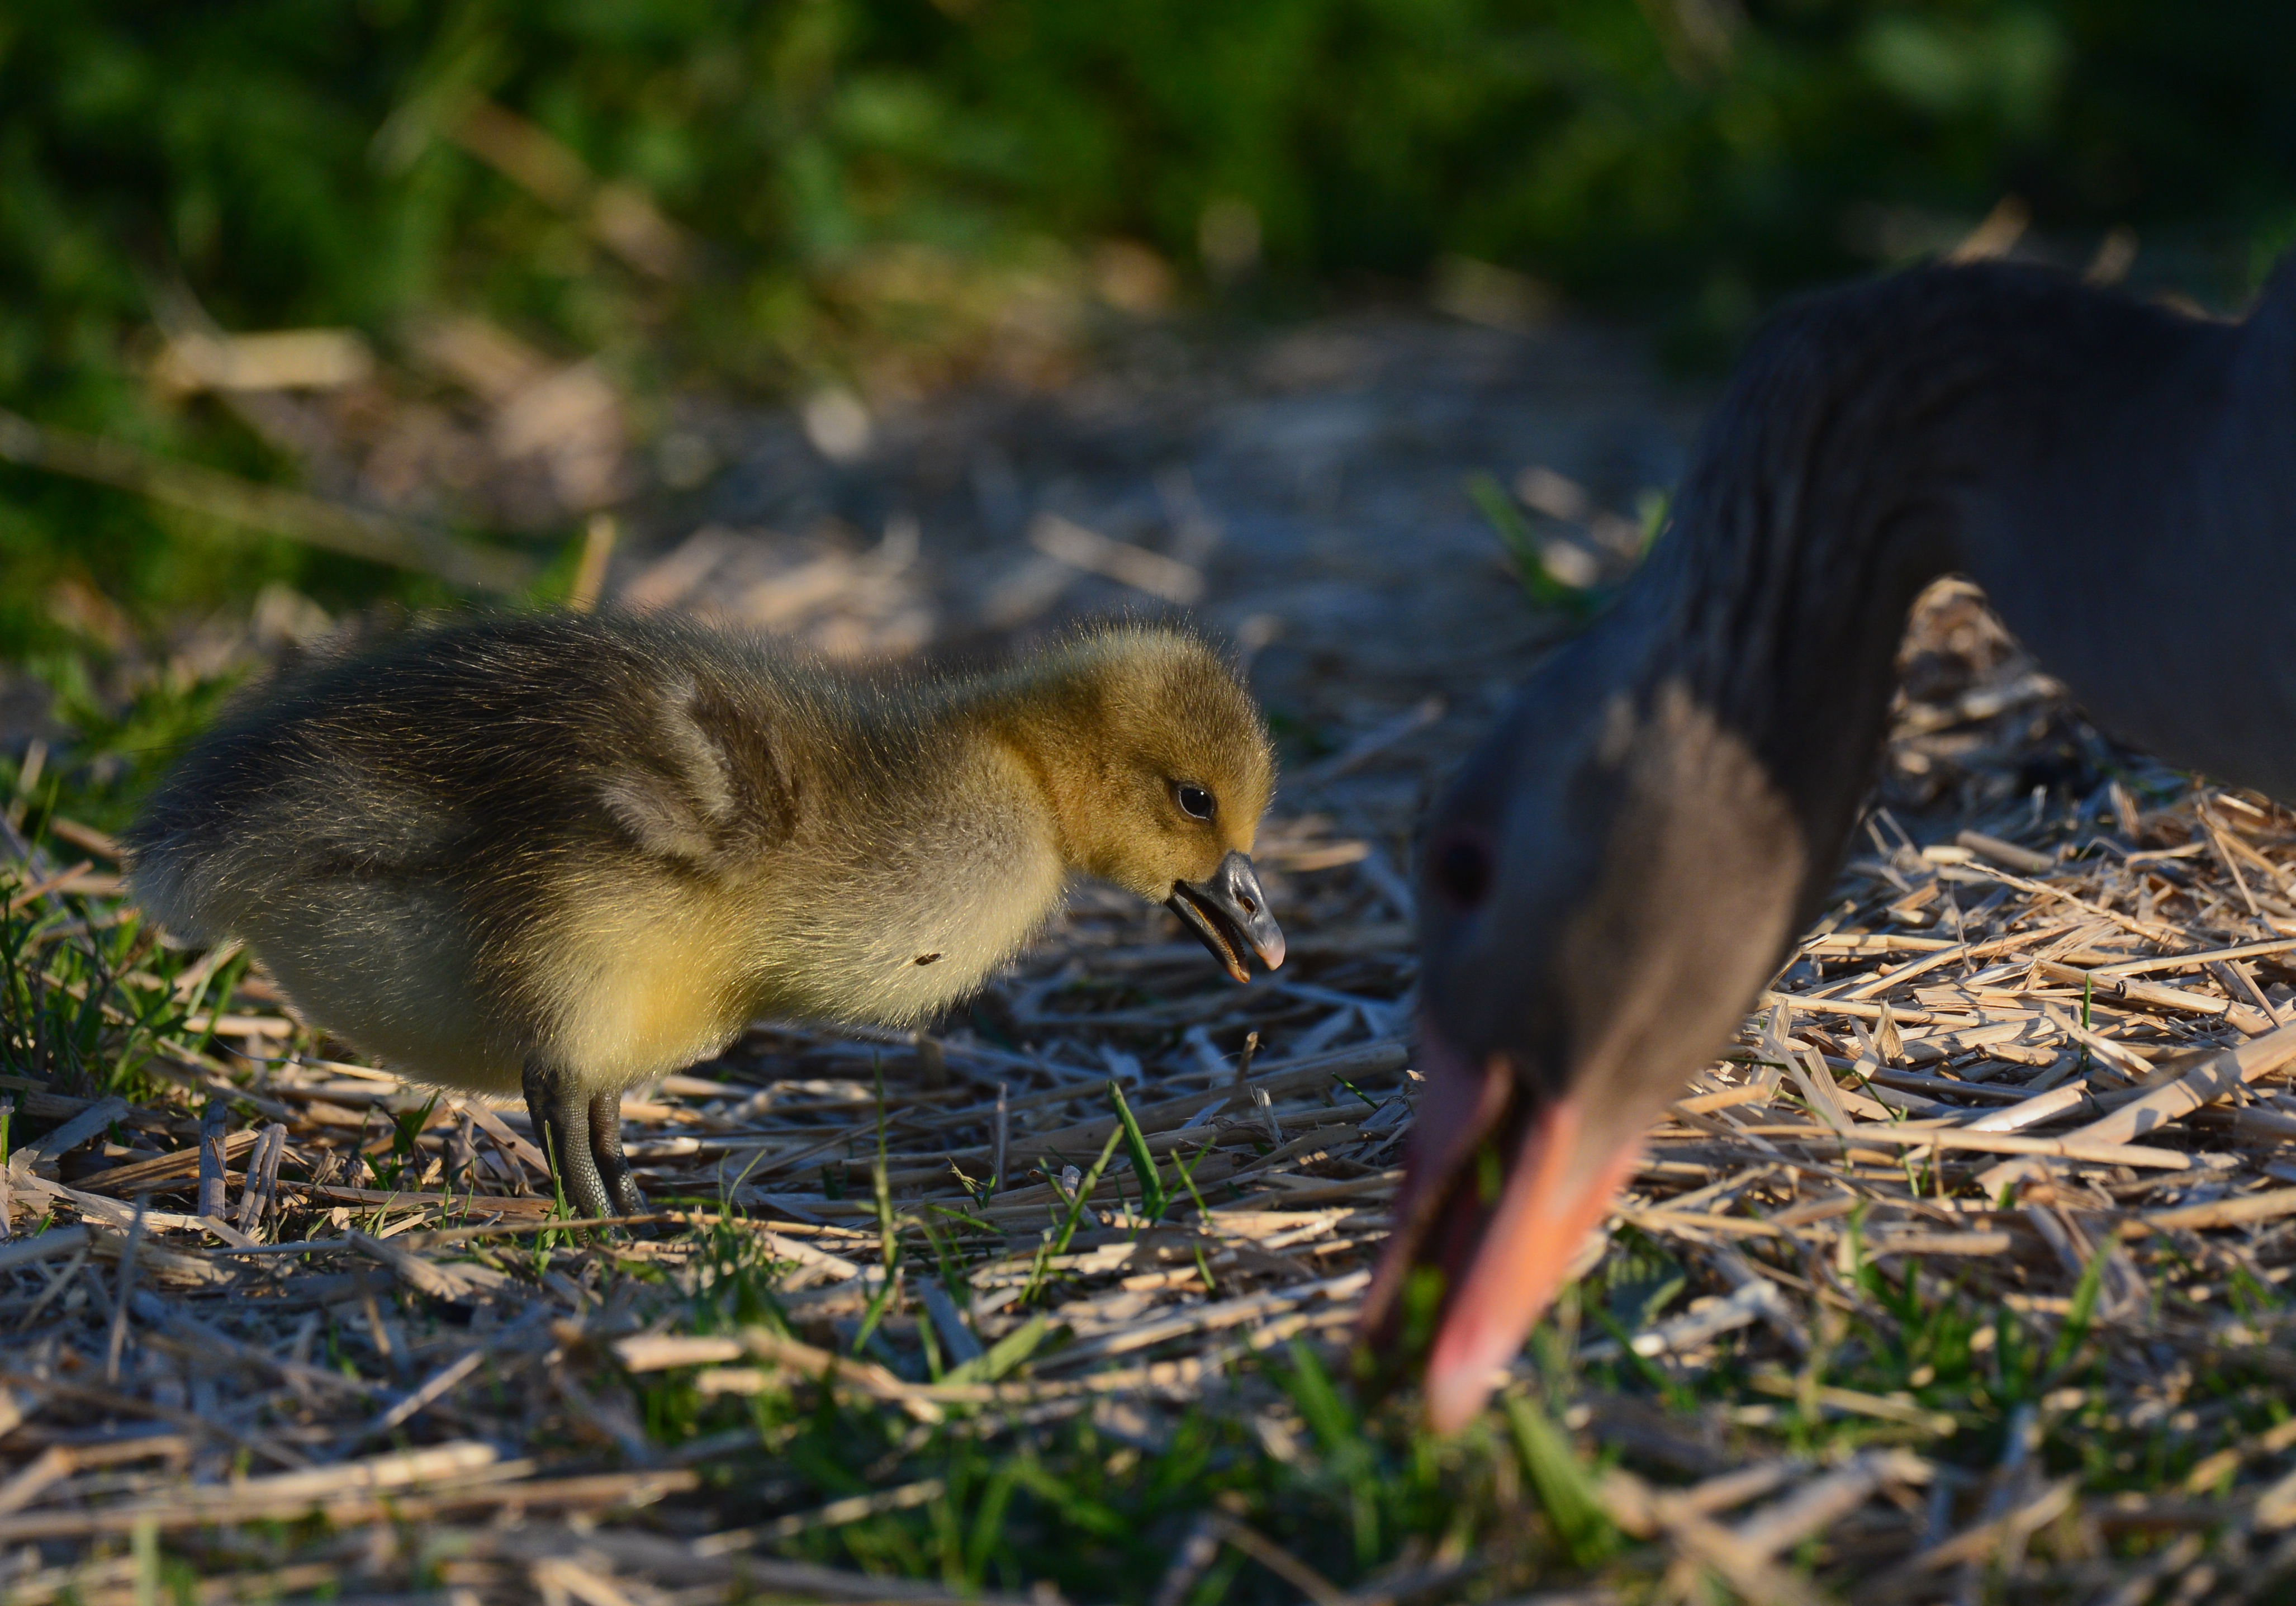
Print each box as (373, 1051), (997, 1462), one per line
(1166, 850), (1286, 983)
(1354, 1022), (1645, 1434)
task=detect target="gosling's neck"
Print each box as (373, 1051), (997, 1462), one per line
(899, 640), (1135, 880)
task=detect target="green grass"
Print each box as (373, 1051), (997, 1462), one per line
(542, 1213), (2293, 1600)
(609, 1320), (1576, 1599)
(7, 0), (2296, 651)
(0, 862), (236, 1110)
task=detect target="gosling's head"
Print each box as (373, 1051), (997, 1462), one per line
(1008, 623), (1283, 980)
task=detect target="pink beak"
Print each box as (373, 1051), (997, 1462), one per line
(1358, 1030), (1648, 1433)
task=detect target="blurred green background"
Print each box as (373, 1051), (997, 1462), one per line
(3, 0), (2293, 652)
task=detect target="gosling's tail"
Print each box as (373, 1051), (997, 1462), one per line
(125, 750), (286, 944)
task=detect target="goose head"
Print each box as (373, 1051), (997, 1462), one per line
(1358, 666), (1804, 1430)
(1013, 626), (1285, 980)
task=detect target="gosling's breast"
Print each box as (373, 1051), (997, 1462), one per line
(528, 875), (758, 1089)
(747, 794), (1067, 1027)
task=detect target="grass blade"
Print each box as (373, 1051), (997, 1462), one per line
(1502, 1390), (1614, 1566)
(940, 1314), (1049, 1387)
(1108, 1078), (1169, 1223)
(1465, 472), (1593, 617)
(1051, 1127), (1125, 1258)
(2043, 1227), (2115, 1378)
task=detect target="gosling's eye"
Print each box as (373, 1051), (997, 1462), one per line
(1174, 783), (1216, 821)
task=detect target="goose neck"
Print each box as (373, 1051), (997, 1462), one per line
(1619, 260), (2264, 913)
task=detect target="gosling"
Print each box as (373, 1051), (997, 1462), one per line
(128, 613), (1284, 1219)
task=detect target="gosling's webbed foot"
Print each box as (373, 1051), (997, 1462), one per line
(523, 1060), (616, 1220)
(588, 1090), (649, 1217)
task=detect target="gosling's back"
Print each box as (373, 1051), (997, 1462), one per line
(128, 613), (1043, 1093)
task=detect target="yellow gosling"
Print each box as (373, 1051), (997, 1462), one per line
(129, 613), (1282, 1217)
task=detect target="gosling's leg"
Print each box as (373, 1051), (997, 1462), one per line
(588, 1092), (647, 1217)
(523, 1061), (614, 1219)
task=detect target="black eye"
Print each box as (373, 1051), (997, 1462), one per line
(1175, 784), (1216, 821)
(1430, 832), (1493, 909)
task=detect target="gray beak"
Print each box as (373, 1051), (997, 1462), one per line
(1165, 850), (1287, 984)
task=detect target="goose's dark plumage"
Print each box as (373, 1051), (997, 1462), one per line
(129, 615), (1282, 1219)
(1360, 257), (2296, 1430)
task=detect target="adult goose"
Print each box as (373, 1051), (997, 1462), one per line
(129, 616), (1283, 1218)
(1359, 257), (2296, 1430)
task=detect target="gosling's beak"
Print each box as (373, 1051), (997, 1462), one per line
(1166, 849), (1286, 984)
(1354, 1022), (1646, 1434)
